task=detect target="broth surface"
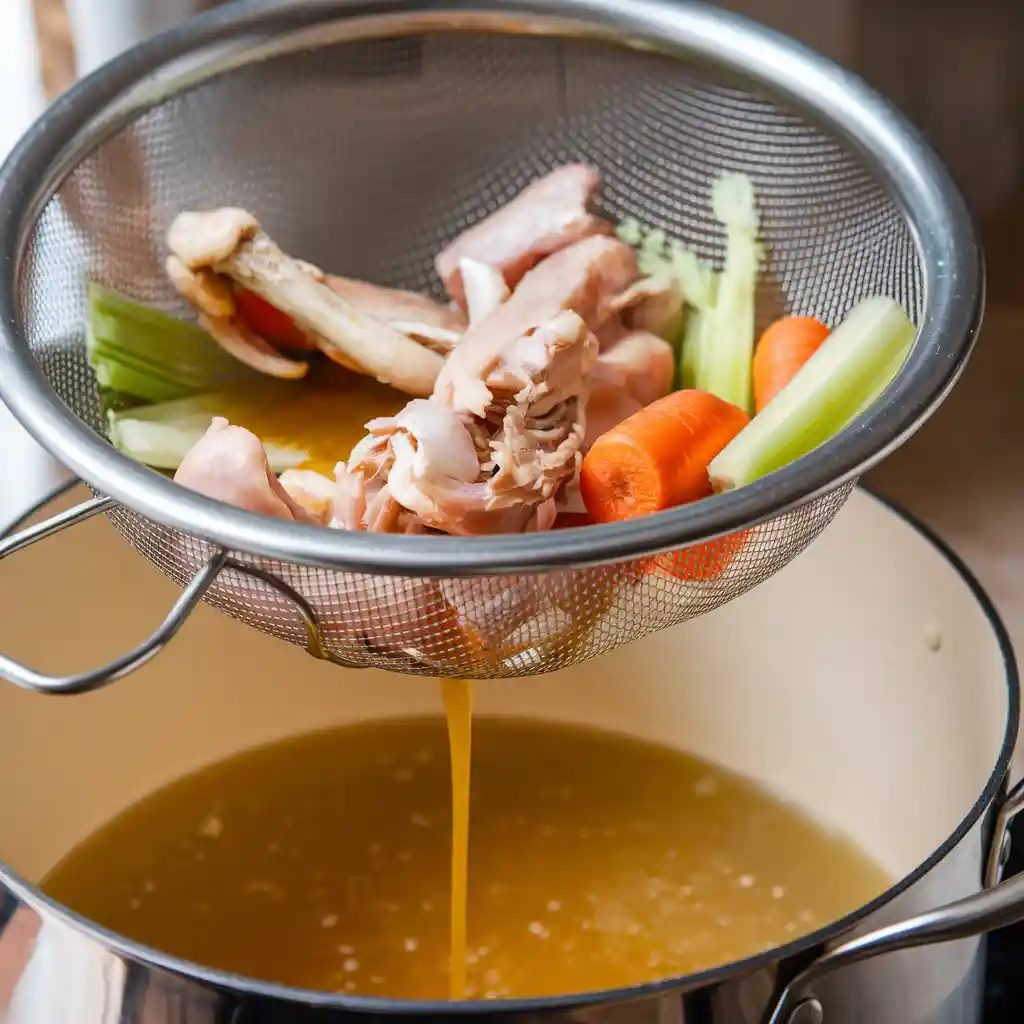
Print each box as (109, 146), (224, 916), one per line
(43, 717), (890, 999)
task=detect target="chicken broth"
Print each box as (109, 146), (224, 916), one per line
(42, 717), (890, 1000)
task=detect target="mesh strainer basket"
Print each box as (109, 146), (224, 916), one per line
(0, 0), (982, 693)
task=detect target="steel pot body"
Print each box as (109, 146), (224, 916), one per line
(0, 486), (1017, 1024)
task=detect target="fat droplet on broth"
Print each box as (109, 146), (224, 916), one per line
(198, 815), (223, 838)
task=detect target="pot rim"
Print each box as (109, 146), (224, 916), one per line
(0, 484), (1017, 1014)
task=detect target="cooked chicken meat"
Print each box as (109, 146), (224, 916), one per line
(596, 329), (676, 407)
(337, 310), (597, 535)
(459, 258), (510, 325)
(434, 235), (639, 416)
(607, 275), (685, 343)
(174, 418), (318, 522)
(278, 468), (337, 524)
(435, 165), (613, 309)
(167, 209), (446, 395)
(585, 330), (676, 447)
(165, 254), (311, 379)
(325, 276), (466, 354)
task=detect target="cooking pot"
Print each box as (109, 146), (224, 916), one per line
(0, 483), (1020, 1023)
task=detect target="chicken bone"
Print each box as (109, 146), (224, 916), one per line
(167, 209), (445, 396)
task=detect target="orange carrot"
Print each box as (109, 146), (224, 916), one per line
(649, 530), (749, 582)
(234, 287), (315, 352)
(580, 390), (749, 523)
(752, 315), (830, 413)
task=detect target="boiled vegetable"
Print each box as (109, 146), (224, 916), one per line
(697, 173), (761, 413)
(708, 296), (916, 492)
(618, 173), (760, 408)
(234, 287), (314, 351)
(752, 316), (831, 413)
(107, 365), (406, 475)
(87, 282), (258, 404)
(580, 389), (749, 522)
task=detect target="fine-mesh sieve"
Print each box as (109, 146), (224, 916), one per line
(0, 0), (982, 692)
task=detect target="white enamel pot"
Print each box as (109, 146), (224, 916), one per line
(0, 484), (1019, 1024)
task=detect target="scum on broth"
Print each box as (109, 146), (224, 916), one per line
(42, 717), (891, 1000)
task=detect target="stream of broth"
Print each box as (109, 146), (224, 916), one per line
(441, 679), (473, 999)
(42, 715), (891, 999)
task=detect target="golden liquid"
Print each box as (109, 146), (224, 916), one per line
(440, 680), (473, 999)
(199, 362), (407, 475)
(42, 718), (890, 1000)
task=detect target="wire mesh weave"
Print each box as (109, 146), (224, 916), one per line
(15, 27), (923, 677)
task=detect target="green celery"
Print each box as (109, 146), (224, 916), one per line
(708, 297), (916, 492)
(107, 391), (307, 472)
(674, 246), (720, 390)
(697, 173), (760, 414)
(87, 282), (259, 404)
(616, 174), (759, 404)
(852, 342), (913, 419)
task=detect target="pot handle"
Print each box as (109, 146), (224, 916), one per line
(0, 483), (365, 693)
(0, 491), (227, 694)
(764, 782), (1024, 1024)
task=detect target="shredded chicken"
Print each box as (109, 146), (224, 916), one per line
(325, 276), (466, 353)
(459, 258), (510, 324)
(278, 468), (336, 524)
(337, 310), (597, 535)
(166, 209), (445, 395)
(585, 329), (676, 447)
(174, 418), (318, 522)
(435, 165), (613, 309)
(165, 255), (311, 379)
(434, 235), (639, 416)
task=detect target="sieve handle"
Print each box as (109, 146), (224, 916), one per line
(0, 491), (226, 695)
(764, 801), (1024, 1024)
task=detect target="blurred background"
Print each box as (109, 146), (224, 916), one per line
(3, 0), (1023, 652)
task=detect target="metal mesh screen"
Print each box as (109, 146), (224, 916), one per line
(14, 30), (921, 677)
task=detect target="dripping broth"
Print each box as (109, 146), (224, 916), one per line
(42, 717), (890, 1000)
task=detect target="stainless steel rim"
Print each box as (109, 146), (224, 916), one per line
(0, 485), (1017, 1014)
(0, 0), (983, 575)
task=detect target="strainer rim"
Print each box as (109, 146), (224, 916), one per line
(0, 0), (983, 576)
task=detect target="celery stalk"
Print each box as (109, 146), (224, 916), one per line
(667, 243), (717, 311)
(698, 174), (760, 413)
(87, 283), (259, 404)
(853, 341), (913, 419)
(107, 391), (307, 472)
(671, 241), (720, 389)
(616, 175), (759, 406)
(708, 297), (916, 492)
(680, 307), (718, 391)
